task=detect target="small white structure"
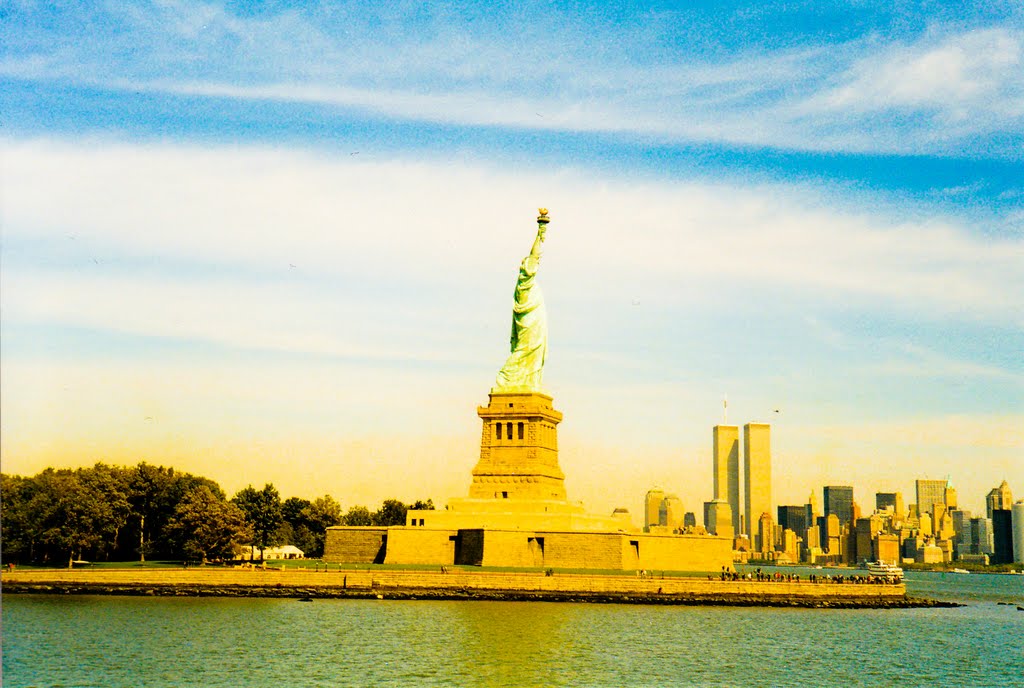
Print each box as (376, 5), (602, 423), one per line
(238, 544), (305, 560)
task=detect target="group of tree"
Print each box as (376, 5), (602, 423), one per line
(341, 498), (434, 528)
(1, 462), (434, 567)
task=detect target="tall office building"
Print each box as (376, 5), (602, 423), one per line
(971, 517), (994, 555)
(703, 499), (733, 538)
(951, 509), (972, 558)
(944, 484), (958, 510)
(991, 509), (1013, 565)
(743, 423), (771, 549)
(713, 425), (740, 536)
(875, 492), (905, 521)
(805, 491), (820, 535)
(661, 494), (684, 531)
(1013, 501), (1024, 565)
(757, 512), (775, 555)
(644, 489), (665, 531)
(778, 505), (808, 542)
(915, 479), (947, 517)
(817, 514), (841, 555)
(987, 480), (1013, 519)
(823, 486), (854, 529)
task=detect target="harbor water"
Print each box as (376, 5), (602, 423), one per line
(3, 571), (1022, 687)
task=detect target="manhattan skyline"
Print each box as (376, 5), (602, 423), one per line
(1, 2), (1021, 517)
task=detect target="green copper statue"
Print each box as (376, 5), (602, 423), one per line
(494, 209), (551, 392)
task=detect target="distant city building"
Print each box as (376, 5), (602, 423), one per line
(703, 500), (733, 538)
(778, 505), (807, 542)
(971, 517), (994, 556)
(823, 486), (854, 528)
(876, 492), (905, 521)
(743, 423), (771, 549)
(1012, 501), (1024, 565)
(952, 509), (972, 559)
(780, 528), (799, 562)
(683, 511), (697, 530)
(919, 512), (933, 537)
(987, 480), (1014, 520)
(644, 489), (665, 531)
(818, 514), (842, 555)
(806, 523), (821, 551)
(854, 516), (884, 564)
(712, 425), (741, 537)
(915, 479), (946, 517)
(944, 484), (958, 510)
(805, 491), (820, 540)
(875, 534), (900, 565)
(991, 509), (1014, 565)
(661, 494), (684, 531)
(757, 512), (775, 556)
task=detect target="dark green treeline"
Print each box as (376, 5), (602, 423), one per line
(1, 462), (434, 567)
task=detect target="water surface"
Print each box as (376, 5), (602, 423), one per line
(4, 572), (1022, 687)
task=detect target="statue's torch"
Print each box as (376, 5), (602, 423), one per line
(537, 208), (550, 240)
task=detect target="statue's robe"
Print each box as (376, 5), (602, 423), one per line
(495, 253), (547, 391)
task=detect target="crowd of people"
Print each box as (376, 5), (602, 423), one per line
(712, 566), (900, 585)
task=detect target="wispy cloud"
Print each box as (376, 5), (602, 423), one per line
(3, 2), (1022, 155)
(810, 29), (1022, 115)
(3, 138), (1021, 336)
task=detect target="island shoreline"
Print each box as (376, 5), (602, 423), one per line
(1, 568), (955, 609)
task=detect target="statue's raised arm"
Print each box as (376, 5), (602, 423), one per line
(494, 209), (551, 392)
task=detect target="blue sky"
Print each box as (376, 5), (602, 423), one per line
(1, 1), (1022, 518)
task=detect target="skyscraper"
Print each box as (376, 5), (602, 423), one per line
(644, 489), (665, 531)
(661, 494), (684, 531)
(952, 509), (972, 559)
(875, 492), (905, 521)
(778, 505), (807, 542)
(986, 480), (1014, 519)
(823, 486), (854, 529)
(744, 423), (771, 549)
(713, 425), (740, 536)
(817, 514), (841, 554)
(992, 509), (1013, 565)
(915, 479), (946, 517)
(971, 516), (994, 555)
(805, 490), (820, 537)
(944, 484), (957, 510)
(1013, 501), (1024, 565)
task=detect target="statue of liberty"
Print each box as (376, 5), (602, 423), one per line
(494, 209), (551, 392)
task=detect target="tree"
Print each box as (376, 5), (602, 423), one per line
(232, 484), (283, 559)
(373, 499), (408, 526)
(279, 496), (316, 554)
(126, 463), (177, 562)
(344, 505), (373, 526)
(78, 463), (132, 561)
(411, 498), (436, 511)
(305, 495), (343, 557)
(33, 469), (111, 567)
(282, 497), (313, 526)
(166, 486), (250, 562)
(1, 473), (37, 563)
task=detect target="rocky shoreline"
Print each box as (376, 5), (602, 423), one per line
(1, 582), (957, 608)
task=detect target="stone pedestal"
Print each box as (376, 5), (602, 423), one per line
(469, 391), (566, 501)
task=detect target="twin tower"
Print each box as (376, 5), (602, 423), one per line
(705, 423), (772, 550)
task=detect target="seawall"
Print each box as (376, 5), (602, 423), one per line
(1, 568), (947, 608)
